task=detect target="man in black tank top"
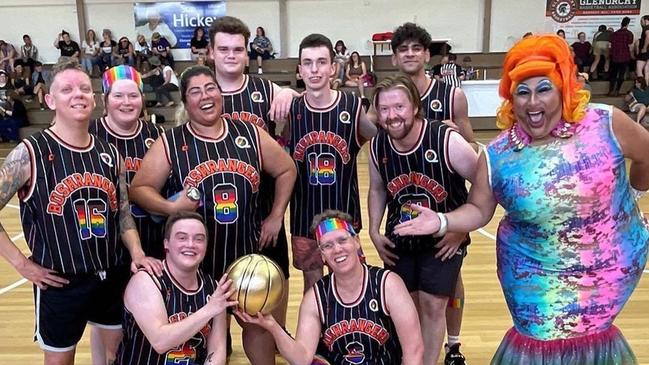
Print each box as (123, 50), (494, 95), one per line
(129, 66), (296, 365)
(390, 23), (476, 363)
(368, 75), (478, 365)
(0, 60), (161, 365)
(286, 34), (377, 293)
(237, 210), (423, 365)
(208, 16), (299, 331)
(117, 211), (237, 365)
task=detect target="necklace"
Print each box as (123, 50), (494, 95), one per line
(508, 121), (575, 151)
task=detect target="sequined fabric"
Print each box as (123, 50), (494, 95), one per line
(486, 104), (648, 347)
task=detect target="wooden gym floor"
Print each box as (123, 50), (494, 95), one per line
(0, 131), (647, 364)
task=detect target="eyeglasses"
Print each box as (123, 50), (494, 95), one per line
(186, 83), (220, 98)
(318, 234), (354, 252)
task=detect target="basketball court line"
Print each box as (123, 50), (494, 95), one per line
(0, 232), (28, 295)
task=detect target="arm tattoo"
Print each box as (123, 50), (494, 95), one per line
(205, 352), (214, 364)
(0, 144), (30, 234)
(118, 167), (137, 233)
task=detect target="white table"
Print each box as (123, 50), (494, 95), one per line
(462, 80), (502, 118)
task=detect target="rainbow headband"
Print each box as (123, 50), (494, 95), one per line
(314, 218), (356, 241)
(102, 65), (143, 93)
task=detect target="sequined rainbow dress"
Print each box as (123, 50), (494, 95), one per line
(485, 104), (648, 364)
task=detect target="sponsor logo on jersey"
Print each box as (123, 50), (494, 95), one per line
(387, 172), (448, 202)
(369, 299), (379, 312)
(424, 149), (439, 163)
(183, 159), (260, 192)
(100, 152), (114, 167)
(339, 111), (351, 124)
(235, 136), (251, 148)
(145, 138), (155, 149)
(250, 91), (264, 103)
(430, 99), (442, 112)
(293, 131), (351, 163)
(344, 342), (365, 364)
(47, 173), (118, 215)
(322, 319), (390, 351)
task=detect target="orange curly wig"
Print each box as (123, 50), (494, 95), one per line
(496, 34), (590, 129)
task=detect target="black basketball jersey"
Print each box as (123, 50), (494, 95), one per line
(221, 75), (276, 137)
(162, 119), (262, 277)
(287, 91), (363, 237)
(370, 120), (468, 251)
(314, 265), (402, 365)
(220, 75), (278, 221)
(20, 129), (124, 274)
(420, 78), (455, 122)
(90, 117), (167, 258)
(117, 263), (216, 365)
(439, 63), (462, 88)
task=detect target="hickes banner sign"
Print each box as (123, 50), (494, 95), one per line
(545, 0), (641, 41)
(134, 1), (226, 49)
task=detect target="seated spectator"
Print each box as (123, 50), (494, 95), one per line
(134, 34), (152, 71)
(53, 30), (81, 61)
(116, 36), (135, 66)
(141, 56), (177, 107)
(571, 32), (593, 73)
(190, 27), (209, 61)
(98, 29), (117, 71)
(592, 24), (612, 79)
(30, 61), (50, 110)
(249, 26), (273, 74)
(12, 64), (33, 101)
(196, 55), (206, 66)
(0, 40), (17, 73)
(334, 40), (350, 81)
(626, 77), (649, 124)
(151, 32), (174, 69)
(576, 72), (592, 93)
(0, 70), (15, 101)
(462, 55), (477, 80)
(81, 29), (100, 75)
(18, 35), (39, 75)
(0, 92), (27, 142)
(344, 51), (367, 99)
(556, 29), (566, 39)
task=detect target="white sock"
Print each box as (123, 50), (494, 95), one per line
(447, 335), (460, 347)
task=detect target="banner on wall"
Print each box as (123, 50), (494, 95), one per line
(545, 0), (642, 40)
(134, 1), (226, 49)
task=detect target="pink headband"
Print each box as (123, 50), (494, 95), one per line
(314, 217), (356, 241)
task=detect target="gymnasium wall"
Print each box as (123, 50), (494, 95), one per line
(2, 0), (649, 64)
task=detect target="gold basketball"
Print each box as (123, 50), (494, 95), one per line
(226, 254), (286, 315)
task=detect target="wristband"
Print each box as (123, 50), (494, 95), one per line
(433, 212), (448, 238)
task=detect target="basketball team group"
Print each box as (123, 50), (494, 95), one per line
(0, 14), (648, 365)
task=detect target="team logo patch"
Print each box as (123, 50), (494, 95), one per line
(344, 342), (365, 364)
(100, 153), (114, 167)
(145, 138), (155, 149)
(251, 91), (264, 103)
(549, 0), (577, 23)
(339, 111), (351, 124)
(235, 136), (251, 148)
(430, 99), (442, 112)
(369, 299), (379, 312)
(424, 149), (439, 163)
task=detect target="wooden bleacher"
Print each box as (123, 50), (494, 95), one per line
(19, 54), (640, 138)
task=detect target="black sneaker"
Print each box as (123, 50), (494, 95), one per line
(444, 343), (467, 365)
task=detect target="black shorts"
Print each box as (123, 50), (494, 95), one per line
(33, 265), (130, 351)
(385, 244), (465, 297)
(638, 52), (649, 61)
(259, 222), (290, 279)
